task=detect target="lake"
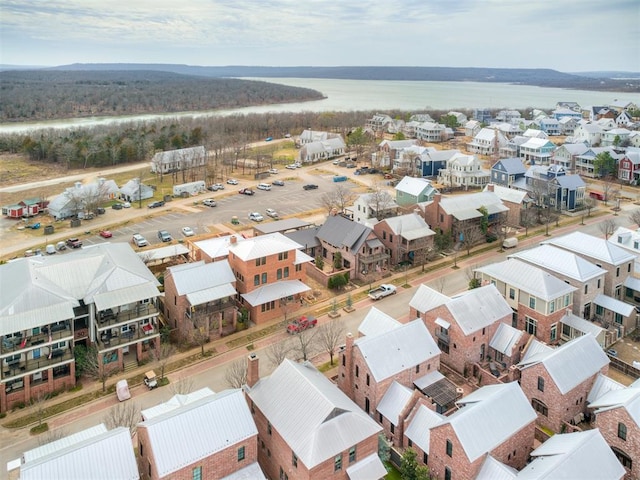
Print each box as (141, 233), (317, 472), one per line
(1, 78), (637, 134)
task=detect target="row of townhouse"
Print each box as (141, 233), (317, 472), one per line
(0, 243), (161, 413)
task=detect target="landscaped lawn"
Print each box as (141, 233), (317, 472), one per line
(384, 462), (401, 479)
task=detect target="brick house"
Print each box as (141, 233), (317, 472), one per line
(337, 318), (440, 444)
(609, 226), (640, 275)
(617, 147), (640, 184)
(245, 357), (386, 480)
(407, 383), (536, 480)
(0, 243), (161, 413)
(356, 306), (402, 337)
(475, 259), (577, 344)
(543, 231), (636, 300)
(487, 322), (527, 368)
(482, 183), (527, 227)
(373, 213), (435, 267)
(518, 334), (609, 432)
(227, 233), (312, 325)
(375, 139), (419, 169)
(589, 379), (640, 479)
(163, 260), (237, 343)
(409, 284), (513, 375)
(137, 389), (264, 480)
(189, 233), (244, 263)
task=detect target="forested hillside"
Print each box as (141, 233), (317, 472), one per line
(0, 70), (324, 122)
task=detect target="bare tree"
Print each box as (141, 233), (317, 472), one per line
(104, 401), (141, 437)
(583, 197), (596, 218)
(81, 346), (119, 392)
(460, 225), (483, 256)
(170, 376), (195, 396)
(293, 328), (318, 362)
(316, 320), (346, 366)
(434, 276), (447, 293)
(225, 358), (248, 388)
(265, 339), (292, 368)
(601, 178), (619, 206)
(520, 208), (538, 236)
(153, 341), (176, 381)
(366, 182), (396, 220)
(321, 185), (357, 214)
(599, 218), (618, 240)
(191, 316), (209, 357)
(38, 428), (68, 446)
(629, 208), (640, 227)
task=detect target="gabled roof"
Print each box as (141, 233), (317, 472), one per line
(221, 463), (266, 480)
(475, 259), (576, 301)
(381, 213), (435, 241)
(489, 323), (524, 356)
(491, 157), (526, 175)
(589, 383), (640, 427)
(404, 404), (445, 454)
(193, 234), (244, 259)
(594, 293), (635, 316)
(560, 312), (605, 340)
(518, 430), (625, 480)
(446, 284), (513, 335)
(141, 387), (215, 420)
(241, 280), (310, 306)
(555, 143), (589, 156)
(395, 176), (437, 198)
(508, 245), (606, 282)
(587, 373), (625, 404)
(316, 215), (372, 252)
(168, 260), (235, 296)
(409, 284), (450, 314)
(439, 191), (509, 221)
(357, 306), (402, 337)
(376, 381), (413, 426)
(441, 383), (536, 463)
(475, 455), (517, 480)
(22, 424), (108, 463)
(139, 389), (257, 477)
(152, 146), (205, 164)
(519, 335), (609, 394)
(483, 184), (528, 204)
(354, 319), (440, 382)
(247, 360), (381, 469)
(542, 231), (636, 266)
(228, 232), (303, 261)
(553, 174), (585, 189)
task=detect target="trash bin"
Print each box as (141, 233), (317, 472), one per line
(44, 225), (54, 235)
(70, 219), (81, 228)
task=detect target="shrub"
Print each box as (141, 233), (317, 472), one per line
(30, 423), (49, 435)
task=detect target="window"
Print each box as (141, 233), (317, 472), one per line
(537, 376), (545, 392)
(597, 279), (601, 289)
(255, 256), (266, 266)
(139, 443), (143, 456)
(262, 273), (268, 284)
(277, 269), (282, 280)
(445, 467), (452, 480)
(509, 288), (516, 300)
(292, 452), (298, 468)
(254, 275), (260, 286)
(529, 296), (536, 310)
(383, 231), (386, 240)
(423, 452), (428, 464)
(390, 423), (395, 434)
(564, 294), (570, 307)
(612, 447), (633, 469)
(446, 439), (453, 457)
(532, 398), (548, 416)
(596, 304), (604, 316)
(615, 313), (623, 324)
(193, 466), (202, 480)
(284, 267), (289, 278)
(616, 267), (620, 277)
(365, 397), (370, 413)
(618, 422), (627, 440)
(278, 251), (289, 261)
(525, 317), (537, 336)
(355, 365), (359, 377)
(550, 324), (557, 342)
(267, 422), (272, 435)
(584, 284), (588, 294)
(366, 374), (370, 386)
(379, 412), (383, 422)
(237, 446), (245, 461)
(349, 446), (357, 463)
(549, 300), (555, 313)
(295, 264), (302, 272)
(334, 454), (343, 471)
(390, 235), (393, 243)
(416, 364), (420, 374)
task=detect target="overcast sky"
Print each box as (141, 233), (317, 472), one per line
(2, 0), (638, 72)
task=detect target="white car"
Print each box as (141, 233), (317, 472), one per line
(286, 164), (297, 170)
(268, 168), (278, 174)
(294, 162), (302, 168)
(203, 199), (217, 207)
(181, 227), (195, 237)
(132, 234), (148, 247)
(266, 208), (278, 218)
(257, 183), (272, 191)
(248, 212), (264, 222)
(226, 179), (239, 185)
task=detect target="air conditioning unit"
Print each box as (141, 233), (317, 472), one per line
(455, 387), (464, 395)
(32, 371), (43, 381)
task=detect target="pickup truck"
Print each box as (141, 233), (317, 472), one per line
(368, 284), (397, 300)
(286, 316), (317, 334)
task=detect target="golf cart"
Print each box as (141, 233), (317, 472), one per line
(144, 370), (158, 389)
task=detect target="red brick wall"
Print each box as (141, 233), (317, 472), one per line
(594, 407), (639, 480)
(517, 304), (566, 344)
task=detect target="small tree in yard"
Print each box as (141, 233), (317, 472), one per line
(315, 255), (325, 271)
(599, 218), (617, 240)
(400, 448), (432, 480)
(104, 401), (140, 437)
(225, 358), (247, 388)
(80, 345), (119, 392)
(265, 339), (291, 367)
(378, 433), (391, 463)
(630, 208), (640, 227)
(293, 328), (317, 362)
(170, 376), (195, 395)
(316, 319), (346, 365)
(153, 341), (175, 381)
(333, 251), (343, 270)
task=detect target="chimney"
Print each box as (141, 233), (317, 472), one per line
(487, 183), (495, 192)
(230, 235), (237, 245)
(247, 353), (259, 388)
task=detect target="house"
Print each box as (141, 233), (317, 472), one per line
(356, 306), (402, 338)
(375, 139), (419, 169)
(550, 143), (589, 173)
(396, 145), (459, 177)
(573, 123), (604, 147)
(593, 293), (636, 335)
(350, 192), (399, 225)
(589, 378), (640, 480)
(0, 243), (161, 413)
(558, 116), (580, 135)
(553, 106), (583, 120)
(558, 311), (608, 348)
(555, 101), (582, 113)
(141, 387), (215, 420)
(48, 179), (119, 220)
(447, 111), (468, 125)
(394, 176), (438, 206)
(1, 198), (47, 219)
(615, 110), (634, 127)
(475, 258), (577, 344)
(464, 120), (481, 137)
(373, 213), (435, 266)
(137, 389), (263, 480)
(423, 383), (536, 480)
(519, 137), (556, 165)
(17, 425), (139, 480)
(163, 260), (237, 343)
(338, 318), (440, 443)
(245, 357), (386, 480)
(542, 231), (636, 299)
(487, 322), (527, 368)
(508, 244), (606, 319)
(189, 233), (244, 263)
(416, 122), (447, 143)
(467, 128), (508, 155)
(499, 135), (529, 158)
(119, 178), (154, 202)
(151, 146), (206, 174)
(482, 184), (527, 226)
(618, 147), (640, 184)
(629, 131), (640, 148)
(575, 146), (622, 177)
(597, 117), (618, 131)
(409, 284), (513, 375)
(490, 157), (526, 187)
(520, 165), (585, 211)
(518, 335), (609, 432)
(517, 430), (625, 480)
(609, 226), (640, 273)
(366, 113), (394, 133)
(522, 128), (549, 139)
(539, 118), (561, 136)
(436, 153), (490, 189)
(495, 110), (522, 124)
(602, 128), (631, 147)
(473, 108), (492, 123)
(227, 233), (312, 325)
(299, 137), (346, 163)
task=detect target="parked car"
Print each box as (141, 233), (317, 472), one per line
(157, 230), (172, 242)
(203, 199), (217, 207)
(273, 180), (285, 186)
(265, 137), (273, 142)
(181, 226), (195, 237)
(112, 203), (123, 210)
(249, 212), (264, 222)
(66, 237), (82, 248)
(116, 379), (131, 402)
(226, 178), (239, 185)
(148, 200), (165, 208)
(99, 230), (112, 238)
(55, 241), (67, 251)
(268, 168), (278, 174)
(132, 234), (149, 247)
(94, 207), (106, 215)
(257, 183), (272, 191)
(123, 202), (131, 208)
(286, 164), (297, 170)
(368, 284), (397, 300)
(287, 316), (317, 334)
(239, 188), (255, 196)
(208, 183), (225, 191)
(45, 244), (56, 255)
(266, 208), (279, 218)
(303, 184), (318, 190)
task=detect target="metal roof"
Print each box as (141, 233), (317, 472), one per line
(376, 381), (413, 426)
(345, 452), (387, 480)
(168, 260), (235, 296)
(409, 284), (450, 314)
(395, 176), (436, 198)
(475, 455), (518, 480)
(446, 284), (513, 335)
(294, 249), (314, 265)
(253, 218), (311, 235)
(589, 384), (640, 427)
(357, 306), (401, 337)
(139, 389), (257, 477)
(443, 383), (537, 463)
(187, 283), (237, 306)
(247, 359), (381, 469)
(440, 191), (508, 219)
(136, 244), (189, 262)
(220, 462), (266, 480)
(354, 319), (440, 382)
(229, 232), (303, 261)
(489, 323), (524, 356)
(594, 293), (635, 316)
(492, 157), (526, 175)
(587, 373), (625, 404)
(383, 213), (435, 241)
(141, 388), (215, 420)
(316, 215), (372, 253)
(416, 373), (460, 407)
(193, 234), (243, 259)
(414, 370), (444, 390)
(509, 245), (606, 282)
(93, 282), (161, 311)
(284, 226), (321, 249)
(20, 427), (138, 480)
(435, 317), (451, 329)
(483, 184), (528, 204)
(560, 312), (605, 339)
(22, 424), (108, 463)
(518, 430), (626, 480)
(404, 404), (444, 454)
(241, 280), (310, 306)
(542, 231), (636, 266)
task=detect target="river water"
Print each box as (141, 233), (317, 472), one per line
(1, 78), (637, 134)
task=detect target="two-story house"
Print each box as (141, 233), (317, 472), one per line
(245, 356), (386, 480)
(416, 122), (447, 143)
(375, 139), (419, 169)
(519, 137), (557, 165)
(227, 233), (312, 325)
(490, 157), (526, 187)
(350, 192), (399, 225)
(618, 147), (640, 184)
(550, 143), (589, 173)
(573, 123), (604, 147)
(436, 153), (490, 189)
(151, 146), (206, 174)
(602, 128), (632, 147)
(394, 176), (439, 206)
(467, 128), (508, 155)
(539, 118), (561, 136)
(482, 184), (527, 227)
(609, 226), (640, 274)
(373, 213), (435, 266)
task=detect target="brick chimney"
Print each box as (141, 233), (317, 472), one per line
(339, 333), (355, 399)
(247, 353), (259, 388)
(487, 183), (495, 192)
(230, 235), (237, 244)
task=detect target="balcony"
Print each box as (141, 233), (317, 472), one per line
(360, 251), (390, 265)
(186, 299), (236, 319)
(2, 348), (74, 381)
(97, 304), (158, 329)
(1, 325), (73, 355)
(98, 322), (159, 350)
(435, 330), (450, 344)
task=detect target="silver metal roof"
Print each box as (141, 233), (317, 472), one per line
(229, 232), (303, 261)
(489, 323), (524, 356)
(413, 370), (445, 390)
(137, 244), (188, 262)
(560, 312), (605, 340)
(141, 387), (215, 420)
(354, 319), (440, 382)
(404, 404), (444, 454)
(587, 373), (625, 404)
(383, 213), (435, 241)
(168, 260), (235, 296)
(187, 284), (237, 306)
(220, 462), (266, 480)
(409, 284), (450, 314)
(518, 430), (625, 480)
(247, 359), (382, 469)
(139, 389), (257, 477)
(395, 176), (436, 197)
(241, 280), (310, 306)
(253, 218), (311, 235)
(193, 234), (243, 259)
(294, 249), (314, 265)
(509, 245), (606, 282)
(589, 384), (640, 427)
(543, 231), (636, 266)
(20, 427), (138, 480)
(593, 293), (635, 316)
(447, 284), (513, 335)
(93, 282), (160, 311)
(475, 456), (518, 480)
(22, 424), (108, 463)
(376, 381), (413, 426)
(357, 306), (401, 337)
(345, 452), (387, 480)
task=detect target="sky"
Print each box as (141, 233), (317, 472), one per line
(1, 0), (639, 72)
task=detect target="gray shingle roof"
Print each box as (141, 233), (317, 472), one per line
(316, 215), (372, 252)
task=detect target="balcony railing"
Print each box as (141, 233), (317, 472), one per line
(98, 323), (159, 350)
(97, 304), (158, 329)
(186, 300), (236, 319)
(360, 252), (390, 265)
(1, 327), (73, 355)
(2, 349), (74, 381)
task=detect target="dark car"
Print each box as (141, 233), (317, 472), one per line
(239, 188), (255, 196)
(303, 184), (318, 190)
(94, 207), (106, 215)
(157, 230), (172, 242)
(148, 200), (165, 208)
(66, 237), (82, 248)
(112, 203), (123, 210)
(273, 180), (285, 186)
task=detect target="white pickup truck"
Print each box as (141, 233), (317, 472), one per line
(368, 284), (397, 300)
